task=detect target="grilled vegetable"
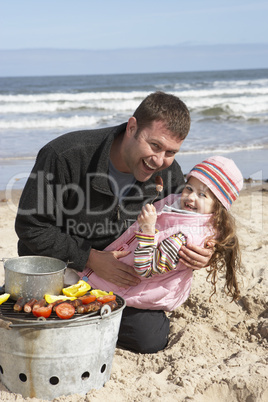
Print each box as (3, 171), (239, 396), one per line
(55, 302), (75, 319)
(32, 304), (52, 318)
(0, 293), (10, 305)
(78, 294), (96, 305)
(90, 289), (114, 298)
(62, 280), (91, 297)
(97, 295), (116, 304)
(44, 294), (77, 304)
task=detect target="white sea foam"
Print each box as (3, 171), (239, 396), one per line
(0, 70), (267, 185)
(0, 115), (101, 129)
(1, 85), (267, 118)
(179, 143), (268, 155)
(176, 86), (268, 99)
(0, 100), (137, 114)
(0, 91), (148, 103)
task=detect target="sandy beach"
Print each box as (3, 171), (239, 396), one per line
(0, 182), (267, 401)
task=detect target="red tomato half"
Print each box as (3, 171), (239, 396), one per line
(55, 302), (75, 319)
(32, 305), (52, 318)
(97, 295), (116, 304)
(78, 294), (96, 305)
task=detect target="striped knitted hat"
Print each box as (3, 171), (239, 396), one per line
(187, 156), (243, 210)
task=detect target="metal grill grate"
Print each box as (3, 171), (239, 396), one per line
(0, 294), (125, 325)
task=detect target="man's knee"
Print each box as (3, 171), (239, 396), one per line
(117, 307), (170, 354)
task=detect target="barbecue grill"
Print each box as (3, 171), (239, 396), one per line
(0, 294), (126, 400)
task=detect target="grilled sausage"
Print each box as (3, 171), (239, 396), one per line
(51, 300), (66, 311)
(51, 298), (83, 312)
(32, 299), (46, 309)
(106, 300), (118, 311)
(155, 176), (164, 193)
(24, 298), (38, 313)
(13, 297), (26, 312)
(68, 299), (83, 308)
(77, 301), (102, 314)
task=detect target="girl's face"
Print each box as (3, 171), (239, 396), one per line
(181, 177), (216, 214)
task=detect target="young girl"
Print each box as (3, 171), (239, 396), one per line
(77, 155), (243, 311)
(134, 155), (243, 302)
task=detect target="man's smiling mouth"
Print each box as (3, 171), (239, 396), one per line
(143, 159), (156, 170)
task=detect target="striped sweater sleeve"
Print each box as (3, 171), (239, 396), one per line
(134, 231), (187, 277)
(134, 232), (157, 277)
(154, 233), (187, 274)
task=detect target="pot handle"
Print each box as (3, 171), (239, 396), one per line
(0, 257), (17, 264)
(0, 318), (12, 330)
(100, 304), (111, 318)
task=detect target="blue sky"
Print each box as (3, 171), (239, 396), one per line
(0, 0), (267, 76)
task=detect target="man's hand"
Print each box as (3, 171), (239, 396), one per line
(178, 242), (214, 270)
(86, 248), (141, 288)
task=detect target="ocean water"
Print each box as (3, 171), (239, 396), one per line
(0, 69), (267, 190)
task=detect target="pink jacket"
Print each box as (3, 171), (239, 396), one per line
(78, 195), (214, 311)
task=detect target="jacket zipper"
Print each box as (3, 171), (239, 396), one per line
(117, 203), (136, 228)
(117, 204), (121, 220)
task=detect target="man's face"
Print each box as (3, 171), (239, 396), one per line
(122, 118), (183, 182)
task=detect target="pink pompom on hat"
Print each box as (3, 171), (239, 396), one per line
(187, 156), (243, 210)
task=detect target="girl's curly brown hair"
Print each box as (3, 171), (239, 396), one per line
(206, 197), (241, 302)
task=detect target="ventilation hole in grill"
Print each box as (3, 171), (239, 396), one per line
(19, 373), (27, 382)
(81, 371), (90, 380)
(0, 365), (3, 374)
(100, 364), (106, 373)
(49, 376), (59, 385)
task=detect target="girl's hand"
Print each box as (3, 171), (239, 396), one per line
(137, 204), (157, 235)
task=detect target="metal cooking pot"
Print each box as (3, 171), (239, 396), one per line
(4, 256), (66, 300)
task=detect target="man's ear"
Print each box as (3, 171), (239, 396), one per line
(126, 116), (138, 137)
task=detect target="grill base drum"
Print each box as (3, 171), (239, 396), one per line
(0, 296), (125, 400)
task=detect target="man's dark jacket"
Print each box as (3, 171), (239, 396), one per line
(15, 123), (185, 271)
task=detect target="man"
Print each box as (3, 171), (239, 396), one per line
(15, 91), (212, 353)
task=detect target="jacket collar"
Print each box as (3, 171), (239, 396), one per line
(90, 122), (159, 200)
(91, 123), (126, 195)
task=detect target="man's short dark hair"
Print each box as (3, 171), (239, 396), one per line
(133, 91), (191, 140)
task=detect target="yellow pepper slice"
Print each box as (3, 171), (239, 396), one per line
(62, 280), (91, 297)
(44, 294), (77, 304)
(90, 289), (113, 298)
(0, 293), (10, 305)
